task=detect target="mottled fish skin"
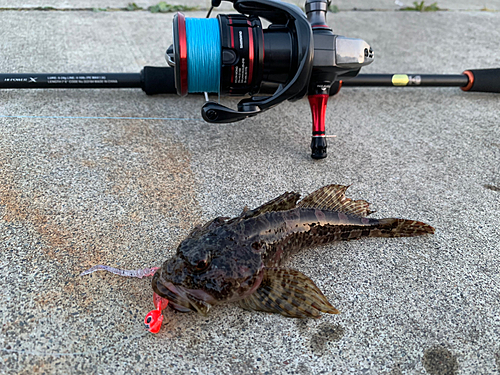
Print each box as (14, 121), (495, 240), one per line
(152, 184), (434, 318)
(244, 208), (433, 267)
(152, 225), (264, 312)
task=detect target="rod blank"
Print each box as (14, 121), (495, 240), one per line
(342, 74), (469, 87)
(0, 73), (142, 89)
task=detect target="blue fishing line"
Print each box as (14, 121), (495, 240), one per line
(185, 17), (221, 94)
(0, 114), (202, 121)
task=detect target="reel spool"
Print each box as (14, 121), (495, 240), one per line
(171, 16), (222, 95)
(167, 0), (313, 124)
(166, 0), (374, 158)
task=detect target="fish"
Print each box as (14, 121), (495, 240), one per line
(152, 184), (435, 319)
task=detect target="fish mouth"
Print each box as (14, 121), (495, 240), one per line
(152, 273), (215, 316)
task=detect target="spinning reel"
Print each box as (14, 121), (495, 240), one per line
(2, 0), (499, 159)
(166, 0), (374, 158)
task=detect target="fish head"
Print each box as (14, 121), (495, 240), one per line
(152, 232), (264, 316)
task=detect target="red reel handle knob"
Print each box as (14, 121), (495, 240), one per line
(308, 94), (329, 159)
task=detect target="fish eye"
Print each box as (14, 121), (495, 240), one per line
(194, 259), (209, 272)
(146, 316), (152, 324)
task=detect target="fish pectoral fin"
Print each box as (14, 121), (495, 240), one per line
(297, 184), (374, 218)
(237, 267), (339, 319)
(240, 192), (302, 220)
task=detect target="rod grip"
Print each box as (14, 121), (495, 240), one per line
(462, 69), (500, 93)
(141, 66), (177, 95)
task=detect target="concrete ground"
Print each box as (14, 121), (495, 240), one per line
(1, 0), (500, 10)
(1, 1), (499, 374)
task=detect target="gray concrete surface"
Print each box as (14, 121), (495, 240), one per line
(1, 0), (500, 10)
(0, 0), (302, 11)
(1, 3), (499, 375)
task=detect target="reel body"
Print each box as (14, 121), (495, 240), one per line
(167, 0), (374, 158)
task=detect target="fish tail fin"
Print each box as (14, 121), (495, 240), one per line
(372, 218), (435, 237)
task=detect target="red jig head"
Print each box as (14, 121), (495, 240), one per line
(144, 309), (164, 334)
(144, 293), (169, 334)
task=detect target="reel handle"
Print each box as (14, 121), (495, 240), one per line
(308, 94), (329, 159)
(201, 101), (261, 122)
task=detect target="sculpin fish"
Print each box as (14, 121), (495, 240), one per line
(152, 184), (435, 319)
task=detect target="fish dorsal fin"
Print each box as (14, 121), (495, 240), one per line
(237, 267), (339, 318)
(187, 216), (229, 238)
(240, 191), (301, 220)
(297, 184), (374, 218)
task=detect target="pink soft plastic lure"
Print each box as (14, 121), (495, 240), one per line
(79, 265), (159, 279)
(80, 265), (169, 333)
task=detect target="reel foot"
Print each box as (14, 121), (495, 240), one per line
(311, 136), (327, 159)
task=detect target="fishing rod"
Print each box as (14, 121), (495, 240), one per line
(2, 69), (497, 94)
(1, 0), (499, 160)
(3, 69), (498, 93)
